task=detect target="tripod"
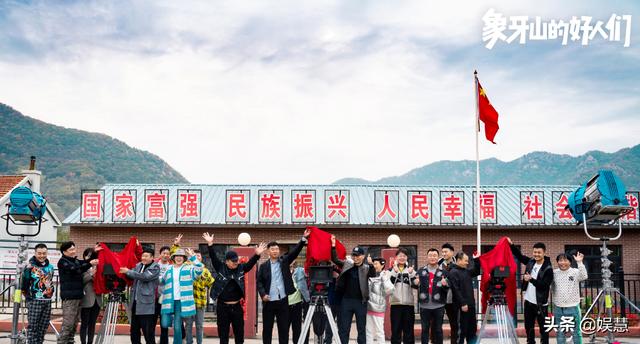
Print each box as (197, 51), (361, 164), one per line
(582, 215), (640, 344)
(95, 292), (127, 344)
(299, 295), (341, 344)
(477, 293), (519, 344)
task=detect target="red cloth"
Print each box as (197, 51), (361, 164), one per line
(428, 271), (435, 295)
(94, 236), (142, 295)
(304, 226), (347, 272)
(477, 237), (517, 316)
(476, 77), (500, 144)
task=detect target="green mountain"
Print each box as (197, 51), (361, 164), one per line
(0, 103), (188, 219)
(334, 145), (640, 189)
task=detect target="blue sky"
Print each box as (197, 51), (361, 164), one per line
(0, 1), (638, 183)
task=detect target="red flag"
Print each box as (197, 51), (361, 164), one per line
(94, 236), (142, 294)
(476, 77), (500, 144)
(304, 226), (346, 272)
(477, 237), (517, 316)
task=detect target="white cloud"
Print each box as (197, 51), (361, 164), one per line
(0, 0), (639, 184)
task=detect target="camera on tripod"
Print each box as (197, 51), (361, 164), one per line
(309, 265), (333, 297)
(488, 265), (510, 297)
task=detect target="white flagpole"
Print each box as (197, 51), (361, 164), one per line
(474, 70), (483, 315)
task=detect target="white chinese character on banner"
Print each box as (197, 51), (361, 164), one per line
(482, 8), (508, 49)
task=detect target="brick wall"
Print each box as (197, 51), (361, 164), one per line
(69, 225), (640, 274)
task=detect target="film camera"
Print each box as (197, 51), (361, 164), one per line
(309, 265), (333, 297)
(488, 265), (510, 298)
(103, 263), (127, 293)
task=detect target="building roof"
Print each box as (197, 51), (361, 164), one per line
(63, 183), (640, 227)
(0, 175), (27, 199)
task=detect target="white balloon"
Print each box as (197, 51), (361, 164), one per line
(238, 232), (251, 246)
(387, 234), (401, 248)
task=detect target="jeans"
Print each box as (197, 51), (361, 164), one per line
(161, 301), (193, 344)
(390, 305), (415, 344)
(339, 298), (367, 344)
(420, 307), (445, 344)
(554, 305), (582, 344)
(184, 307), (205, 344)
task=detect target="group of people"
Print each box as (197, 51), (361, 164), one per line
(20, 231), (588, 344)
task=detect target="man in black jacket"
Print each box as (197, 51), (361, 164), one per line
(508, 238), (553, 344)
(437, 243), (458, 344)
(57, 241), (99, 344)
(448, 252), (480, 344)
(330, 235), (376, 344)
(418, 248), (449, 344)
(203, 232), (266, 344)
(257, 228), (311, 344)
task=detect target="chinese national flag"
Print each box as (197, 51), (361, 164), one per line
(477, 77), (500, 144)
(304, 226), (346, 272)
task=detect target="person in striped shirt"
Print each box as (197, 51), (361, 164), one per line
(185, 249), (215, 344)
(160, 248), (203, 344)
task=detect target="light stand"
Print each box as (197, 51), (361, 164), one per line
(582, 214), (640, 344)
(1, 204), (45, 344)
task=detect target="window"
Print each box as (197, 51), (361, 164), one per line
(104, 242), (155, 253)
(359, 245), (418, 268)
(198, 243), (231, 270)
(564, 245), (622, 278)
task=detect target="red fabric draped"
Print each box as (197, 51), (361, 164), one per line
(94, 236), (142, 295)
(477, 237), (517, 316)
(304, 226), (346, 272)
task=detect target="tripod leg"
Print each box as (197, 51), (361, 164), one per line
(49, 320), (60, 337)
(299, 304), (317, 344)
(502, 305), (519, 344)
(324, 304), (341, 344)
(584, 289), (604, 319)
(477, 304), (492, 342)
(613, 289), (640, 313)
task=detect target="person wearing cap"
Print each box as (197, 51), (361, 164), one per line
(389, 247), (419, 344)
(160, 247), (203, 344)
(330, 235), (376, 344)
(203, 232), (267, 344)
(257, 228), (312, 344)
(366, 256), (394, 344)
(120, 247), (161, 344)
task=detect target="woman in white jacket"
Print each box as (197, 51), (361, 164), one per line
(367, 257), (395, 344)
